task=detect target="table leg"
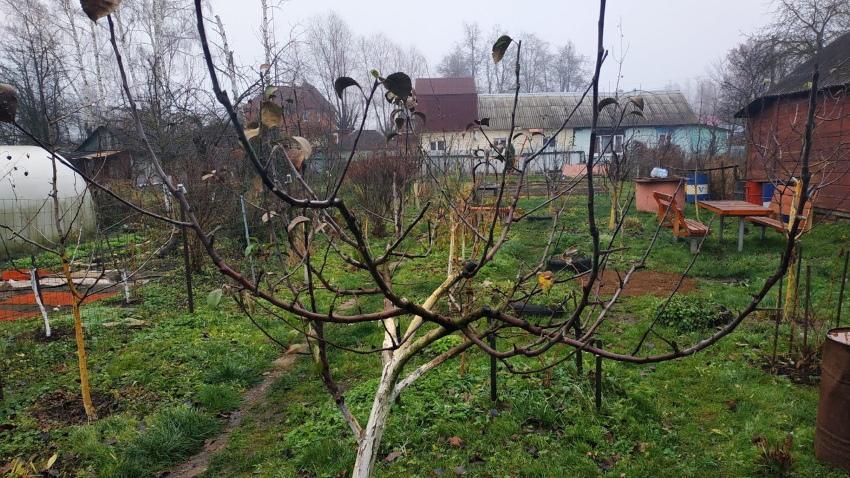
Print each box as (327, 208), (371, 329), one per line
(719, 216), (724, 242)
(738, 218), (745, 252)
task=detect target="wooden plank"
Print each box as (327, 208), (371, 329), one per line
(698, 200), (772, 217)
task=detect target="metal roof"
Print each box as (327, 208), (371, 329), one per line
(477, 90), (699, 130)
(737, 32), (850, 117)
(338, 130), (387, 151)
(765, 32), (850, 98)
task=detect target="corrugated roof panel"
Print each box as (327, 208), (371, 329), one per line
(477, 90), (698, 129)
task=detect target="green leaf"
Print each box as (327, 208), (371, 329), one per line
(597, 97), (618, 112)
(383, 72), (413, 100)
(244, 241), (256, 257)
(492, 35), (513, 63)
(370, 69), (381, 79)
(207, 289), (223, 309)
(0, 84), (18, 124)
(334, 77), (361, 99)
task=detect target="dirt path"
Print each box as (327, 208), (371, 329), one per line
(166, 343), (306, 478)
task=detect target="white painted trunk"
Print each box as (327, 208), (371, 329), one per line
(121, 270), (131, 304)
(352, 361), (399, 478)
(31, 269), (50, 338)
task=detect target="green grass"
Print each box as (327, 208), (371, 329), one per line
(200, 196), (848, 478)
(0, 271), (288, 476)
(2, 194), (849, 477)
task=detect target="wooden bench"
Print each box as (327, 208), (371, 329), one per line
(653, 192), (675, 228)
(653, 191), (711, 253)
(745, 181), (815, 238)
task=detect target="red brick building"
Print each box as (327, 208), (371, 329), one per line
(244, 82), (336, 138)
(737, 32), (850, 215)
(415, 77), (478, 133)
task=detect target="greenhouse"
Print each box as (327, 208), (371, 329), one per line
(0, 145), (96, 258)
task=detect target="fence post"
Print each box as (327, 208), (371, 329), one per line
(837, 251), (849, 328)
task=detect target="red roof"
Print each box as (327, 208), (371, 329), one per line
(415, 78), (477, 96)
(415, 78), (478, 133)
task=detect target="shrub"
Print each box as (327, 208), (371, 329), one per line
(656, 296), (732, 331)
(346, 152), (418, 237)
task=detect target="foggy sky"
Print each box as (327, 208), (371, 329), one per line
(208, 0), (773, 92)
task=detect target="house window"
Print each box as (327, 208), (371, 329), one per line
(430, 140), (446, 152)
(597, 134), (624, 155)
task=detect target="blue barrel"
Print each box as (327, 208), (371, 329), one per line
(685, 172), (710, 203)
(762, 182), (776, 207)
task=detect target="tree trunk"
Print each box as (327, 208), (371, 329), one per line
(63, 261), (96, 420)
(352, 360), (400, 478)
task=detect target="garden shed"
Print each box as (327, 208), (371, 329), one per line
(0, 145), (96, 257)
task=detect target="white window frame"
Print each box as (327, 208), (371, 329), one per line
(429, 139), (446, 152)
(596, 134), (624, 156)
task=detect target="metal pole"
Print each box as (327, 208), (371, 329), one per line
(489, 319), (497, 403)
(594, 340), (603, 412)
(837, 250), (849, 328)
(789, 244), (803, 353)
(772, 271), (784, 366)
(240, 195), (256, 283)
(179, 198), (194, 314)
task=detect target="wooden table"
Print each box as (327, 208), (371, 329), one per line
(697, 200), (772, 252)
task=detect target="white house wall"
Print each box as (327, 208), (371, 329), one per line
(420, 128), (578, 174)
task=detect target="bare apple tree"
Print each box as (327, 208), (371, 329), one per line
(1, 0), (823, 475)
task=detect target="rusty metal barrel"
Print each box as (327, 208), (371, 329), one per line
(815, 328), (850, 472)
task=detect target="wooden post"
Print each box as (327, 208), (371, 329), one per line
(837, 251), (849, 328)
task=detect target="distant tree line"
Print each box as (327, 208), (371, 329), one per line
(437, 22), (590, 94)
